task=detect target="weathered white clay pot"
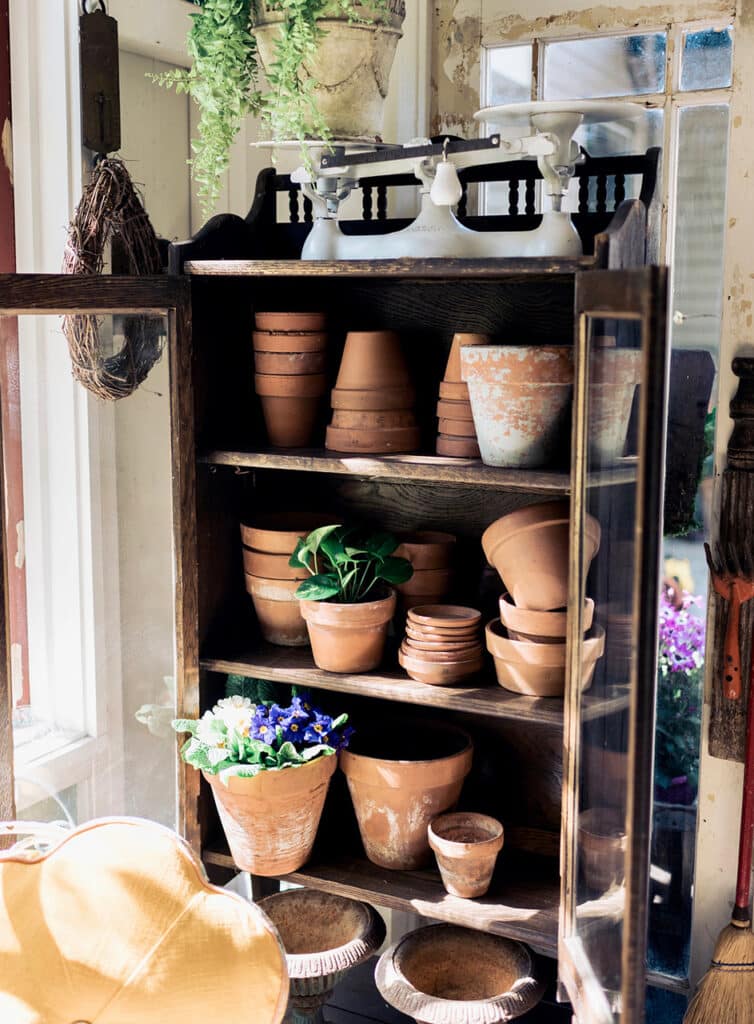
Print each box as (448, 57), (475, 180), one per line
(255, 1), (405, 139)
(461, 346), (573, 468)
(485, 619), (605, 697)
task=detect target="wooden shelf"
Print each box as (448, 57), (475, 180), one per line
(200, 645), (630, 725)
(199, 448), (638, 492)
(202, 843), (560, 957)
(184, 257), (596, 280)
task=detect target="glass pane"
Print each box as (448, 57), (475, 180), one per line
(544, 34), (666, 99)
(10, 311), (177, 831)
(681, 27), (733, 91)
(485, 44), (533, 106)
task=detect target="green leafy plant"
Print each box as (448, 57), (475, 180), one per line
(290, 524), (412, 603)
(151, 0), (384, 213)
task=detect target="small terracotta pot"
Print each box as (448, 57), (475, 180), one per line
(240, 514), (331, 554)
(395, 531), (456, 570)
(485, 619), (605, 697)
(428, 812), (504, 898)
(482, 500), (601, 611)
(400, 640), (481, 664)
(439, 381), (469, 401)
(579, 807), (627, 891)
(246, 574), (309, 646)
(256, 311), (326, 332)
(335, 331), (411, 391)
(254, 350), (327, 375)
(408, 605), (482, 630)
(436, 398), (474, 421)
(436, 435), (480, 458)
(260, 395), (321, 448)
(255, 372), (327, 397)
(398, 647), (483, 685)
(253, 330), (328, 353)
(202, 752), (335, 875)
(331, 385), (416, 411)
(442, 333), (490, 384)
(438, 417), (476, 438)
(325, 424), (420, 454)
(300, 591), (397, 672)
(331, 408), (417, 429)
(242, 547), (308, 580)
(499, 593), (595, 642)
(396, 568), (452, 598)
(340, 724), (473, 869)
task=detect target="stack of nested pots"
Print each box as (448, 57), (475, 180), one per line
(436, 333), (487, 459)
(481, 500), (605, 697)
(326, 331), (420, 453)
(253, 312), (328, 447)
(394, 531), (456, 611)
(241, 516), (325, 646)
(399, 605), (483, 686)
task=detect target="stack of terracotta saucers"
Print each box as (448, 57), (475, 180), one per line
(326, 330), (420, 454)
(253, 312), (328, 447)
(436, 333), (487, 459)
(398, 605), (483, 686)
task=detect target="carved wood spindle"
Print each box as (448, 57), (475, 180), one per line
(377, 185), (388, 221)
(362, 185), (373, 221)
(578, 174), (590, 214)
(614, 172), (626, 208)
(302, 195), (313, 224)
(596, 174), (608, 214)
(525, 179), (536, 216)
(509, 179), (519, 215)
(288, 188), (300, 224)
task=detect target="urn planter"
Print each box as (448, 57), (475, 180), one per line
(299, 590), (397, 672)
(428, 812), (504, 898)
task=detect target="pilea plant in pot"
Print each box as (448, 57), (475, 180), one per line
(173, 693), (352, 875)
(153, 0), (405, 213)
(291, 524), (412, 672)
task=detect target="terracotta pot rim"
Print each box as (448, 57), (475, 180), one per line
(499, 593), (596, 636)
(399, 641), (482, 665)
(300, 590), (397, 624)
(408, 605), (482, 628)
(202, 750), (336, 796)
(341, 725), (473, 770)
(485, 619), (605, 665)
(428, 811), (505, 852)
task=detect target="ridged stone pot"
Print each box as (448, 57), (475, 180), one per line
(340, 724), (473, 869)
(300, 590), (396, 672)
(254, 1), (405, 139)
(375, 924), (544, 1023)
(259, 889), (386, 1024)
(202, 753), (336, 876)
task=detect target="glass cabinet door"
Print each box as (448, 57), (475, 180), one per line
(559, 267), (669, 1023)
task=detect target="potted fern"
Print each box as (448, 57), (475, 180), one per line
(154, 0), (405, 212)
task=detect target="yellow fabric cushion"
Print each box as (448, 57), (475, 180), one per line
(0, 817), (288, 1024)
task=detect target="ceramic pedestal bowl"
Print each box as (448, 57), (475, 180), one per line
(376, 924), (544, 1024)
(259, 888), (386, 1024)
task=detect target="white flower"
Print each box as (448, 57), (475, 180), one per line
(215, 696), (254, 737)
(196, 709), (226, 747)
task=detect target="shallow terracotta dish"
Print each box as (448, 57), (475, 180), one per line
(331, 385), (416, 411)
(325, 424), (420, 454)
(485, 619), (605, 697)
(240, 514), (331, 554)
(436, 435), (480, 458)
(499, 592), (595, 641)
(254, 349), (327, 375)
(428, 811), (504, 898)
(255, 372), (327, 398)
(398, 647), (483, 686)
(438, 417), (476, 438)
(242, 547), (308, 580)
(255, 311), (326, 331)
(405, 623), (480, 643)
(332, 408), (417, 429)
(436, 398), (474, 421)
(400, 641), (482, 663)
(408, 605), (482, 630)
(252, 330), (327, 353)
(404, 637), (481, 655)
(439, 380), (469, 401)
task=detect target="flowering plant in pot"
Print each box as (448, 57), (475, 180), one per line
(174, 693), (352, 875)
(291, 524), (412, 672)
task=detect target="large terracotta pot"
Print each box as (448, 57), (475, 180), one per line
(254, 2), (405, 139)
(340, 724), (473, 869)
(203, 753), (337, 875)
(300, 590), (397, 672)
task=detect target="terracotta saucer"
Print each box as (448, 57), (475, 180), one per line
(398, 647), (483, 686)
(408, 605), (482, 629)
(438, 417), (476, 438)
(332, 408), (417, 429)
(439, 381), (469, 401)
(325, 425), (420, 454)
(436, 435), (480, 458)
(436, 398), (474, 421)
(402, 632), (479, 652)
(404, 623), (479, 643)
(400, 641), (483, 663)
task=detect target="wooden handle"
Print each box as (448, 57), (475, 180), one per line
(735, 635), (754, 918)
(725, 595), (743, 699)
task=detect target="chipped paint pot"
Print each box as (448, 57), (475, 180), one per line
(461, 346), (573, 468)
(340, 724), (473, 870)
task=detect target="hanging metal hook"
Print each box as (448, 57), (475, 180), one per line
(81, 0), (107, 14)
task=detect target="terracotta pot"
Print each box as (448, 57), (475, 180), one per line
(439, 381), (469, 401)
(485, 619), (605, 697)
(254, 350), (327, 375)
(375, 925), (544, 1024)
(202, 752), (336, 875)
(300, 591), (396, 672)
(462, 345), (574, 385)
(588, 350), (642, 464)
(408, 605), (482, 630)
(438, 417), (476, 438)
(246, 574), (309, 646)
(331, 385), (416, 411)
(499, 593), (595, 642)
(242, 547), (308, 580)
(428, 812), (504, 898)
(436, 398), (474, 421)
(395, 532), (456, 570)
(256, 312), (326, 332)
(443, 333), (491, 384)
(436, 435), (480, 458)
(331, 408), (417, 429)
(400, 593), (453, 613)
(340, 724), (473, 869)
(398, 647), (483, 685)
(396, 568), (452, 598)
(325, 424), (421, 454)
(253, 330), (328, 353)
(579, 808), (627, 891)
(260, 395), (321, 448)
(255, 372), (327, 397)
(335, 331), (411, 391)
(240, 514), (332, 554)
(482, 500), (601, 611)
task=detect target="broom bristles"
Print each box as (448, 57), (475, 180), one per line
(684, 923), (754, 1023)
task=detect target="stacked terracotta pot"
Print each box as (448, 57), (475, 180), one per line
(481, 501), (605, 697)
(326, 330), (420, 454)
(253, 312), (328, 447)
(398, 605), (483, 686)
(241, 518), (315, 646)
(394, 531), (456, 611)
(435, 333), (487, 458)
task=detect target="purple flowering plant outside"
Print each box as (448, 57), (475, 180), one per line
(173, 693), (353, 786)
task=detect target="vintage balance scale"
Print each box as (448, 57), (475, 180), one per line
(263, 100), (644, 260)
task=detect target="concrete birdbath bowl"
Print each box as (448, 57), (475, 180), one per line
(376, 924), (544, 1024)
(259, 888), (386, 1024)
